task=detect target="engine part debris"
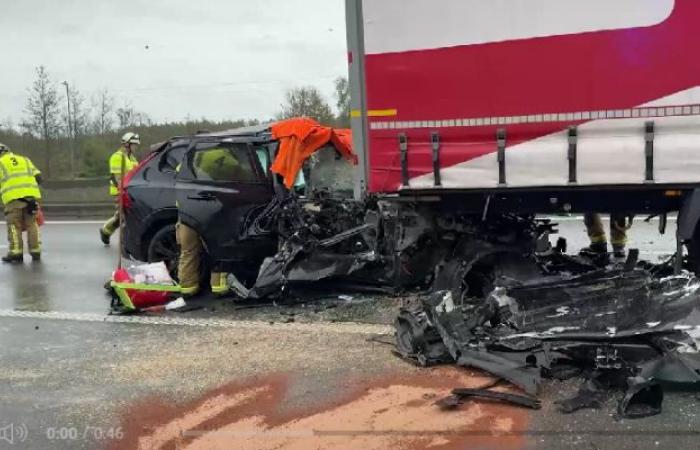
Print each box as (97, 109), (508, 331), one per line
(556, 379), (609, 414)
(437, 388), (542, 410)
(617, 377), (664, 419)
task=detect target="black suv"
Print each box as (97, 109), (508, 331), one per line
(122, 124), (355, 284)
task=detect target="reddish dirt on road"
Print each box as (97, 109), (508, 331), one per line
(112, 367), (531, 450)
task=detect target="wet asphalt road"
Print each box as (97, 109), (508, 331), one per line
(0, 221), (116, 314)
(1, 218), (698, 450)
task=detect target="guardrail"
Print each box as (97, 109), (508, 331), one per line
(0, 202), (114, 220)
(0, 178), (114, 220)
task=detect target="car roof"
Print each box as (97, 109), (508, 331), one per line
(195, 123), (272, 138)
(151, 124), (274, 152)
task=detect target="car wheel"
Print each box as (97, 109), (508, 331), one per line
(147, 223), (210, 284)
(147, 224), (180, 279)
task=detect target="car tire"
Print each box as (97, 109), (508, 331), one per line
(147, 223), (210, 285)
(147, 224), (180, 279)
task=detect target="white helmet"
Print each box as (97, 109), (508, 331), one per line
(121, 132), (141, 145)
(0, 142), (8, 153)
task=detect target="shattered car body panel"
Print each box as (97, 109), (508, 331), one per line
(234, 191), (383, 299)
(395, 253), (700, 418)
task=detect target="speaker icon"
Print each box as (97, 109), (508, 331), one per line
(0, 423), (29, 445)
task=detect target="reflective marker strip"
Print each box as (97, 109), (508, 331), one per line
(369, 104), (700, 130)
(352, 109), (399, 118)
(0, 310), (393, 335)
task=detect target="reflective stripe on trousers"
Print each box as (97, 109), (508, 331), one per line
(210, 273), (229, 294)
(4, 200), (41, 255)
(176, 222), (229, 294)
(101, 202), (120, 236)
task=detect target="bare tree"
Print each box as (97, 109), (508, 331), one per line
(92, 89), (114, 134)
(63, 84), (90, 138)
(334, 77), (351, 128)
(116, 101), (136, 129)
(1, 117), (15, 133)
(278, 86), (335, 125)
(134, 111), (152, 127)
(115, 101), (152, 129)
(24, 66), (61, 176)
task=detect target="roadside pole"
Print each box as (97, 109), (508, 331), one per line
(62, 81), (75, 179)
(117, 152), (126, 270)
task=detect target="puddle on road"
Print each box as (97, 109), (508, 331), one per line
(111, 368), (530, 450)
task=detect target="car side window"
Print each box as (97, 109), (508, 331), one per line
(160, 145), (187, 173)
(254, 147), (270, 175)
(192, 145), (257, 182)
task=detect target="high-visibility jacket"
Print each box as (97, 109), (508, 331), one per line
(109, 148), (138, 196)
(0, 152), (41, 205)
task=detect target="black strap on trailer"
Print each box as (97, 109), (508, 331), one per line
(645, 121), (655, 183)
(431, 131), (442, 187)
(497, 128), (507, 186)
(399, 133), (409, 187)
(568, 126), (578, 184)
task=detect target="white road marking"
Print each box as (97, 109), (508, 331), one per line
(539, 216), (677, 222)
(0, 221), (105, 225)
(0, 218), (678, 225)
(0, 310), (393, 336)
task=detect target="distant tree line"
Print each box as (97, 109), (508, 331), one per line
(0, 65), (351, 180)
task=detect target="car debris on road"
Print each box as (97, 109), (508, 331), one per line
(395, 250), (700, 420)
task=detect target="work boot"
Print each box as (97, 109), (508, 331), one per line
(612, 245), (626, 259)
(180, 287), (200, 299)
(1, 254), (23, 264)
(579, 242), (608, 257)
(30, 253), (41, 262)
(212, 290), (231, 299)
(99, 228), (111, 245)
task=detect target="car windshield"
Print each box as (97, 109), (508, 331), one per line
(303, 145), (354, 198)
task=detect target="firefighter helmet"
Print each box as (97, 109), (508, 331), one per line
(0, 142), (9, 153)
(121, 132), (141, 145)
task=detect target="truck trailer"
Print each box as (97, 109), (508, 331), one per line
(344, 0), (700, 292)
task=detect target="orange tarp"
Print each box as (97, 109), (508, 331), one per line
(271, 117), (356, 189)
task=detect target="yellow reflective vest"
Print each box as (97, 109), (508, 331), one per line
(0, 152), (41, 205)
(193, 147), (241, 180)
(109, 148), (139, 196)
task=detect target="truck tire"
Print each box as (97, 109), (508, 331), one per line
(686, 229), (700, 276)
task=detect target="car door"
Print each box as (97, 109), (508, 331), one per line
(175, 141), (274, 265)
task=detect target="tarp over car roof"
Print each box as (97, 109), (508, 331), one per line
(270, 117), (356, 189)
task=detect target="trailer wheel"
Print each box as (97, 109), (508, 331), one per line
(686, 230), (700, 276)
(433, 252), (538, 305)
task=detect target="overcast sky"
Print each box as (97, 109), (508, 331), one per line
(0, 0), (348, 126)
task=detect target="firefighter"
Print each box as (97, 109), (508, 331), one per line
(174, 148), (235, 297)
(581, 213), (629, 258)
(100, 132), (140, 245)
(175, 222), (229, 297)
(0, 143), (43, 263)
